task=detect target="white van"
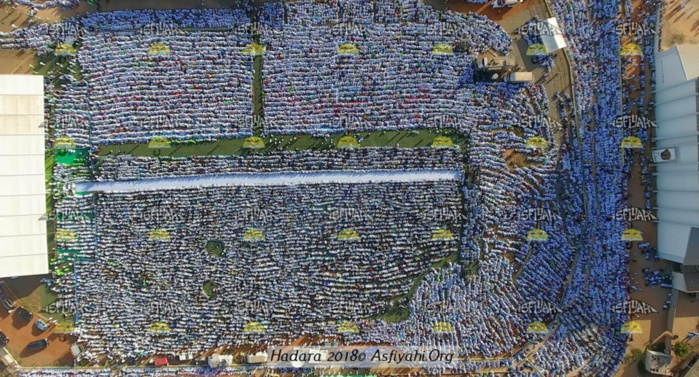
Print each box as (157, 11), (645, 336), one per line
(504, 72), (534, 83)
(493, 0), (524, 8)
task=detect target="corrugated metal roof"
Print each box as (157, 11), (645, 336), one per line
(0, 75), (49, 278)
(677, 44), (699, 81)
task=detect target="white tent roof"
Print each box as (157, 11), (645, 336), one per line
(541, 18), (567, 53)
(0, 75), (48, 278)
(653, 46), (699, 268)
(645, 350), (672, 376)
(208, 354), (234, 368)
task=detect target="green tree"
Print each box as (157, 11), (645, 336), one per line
(674, 341), (691, 359)
(624, 348), (643, 363)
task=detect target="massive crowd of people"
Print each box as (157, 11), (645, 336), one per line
(260, 0), (511, 134)
(70, 179), (461, 360)
(1, 0), (666, 375)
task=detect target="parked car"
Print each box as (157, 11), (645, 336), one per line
(1, 297), (14, 312)
(26, 339), (49, 351)
(16, 307), (33, 322)
(0, 331), (8, 347)
(34, 319), (48, 331)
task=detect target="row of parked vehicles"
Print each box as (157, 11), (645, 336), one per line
(0, 291), (50, 351)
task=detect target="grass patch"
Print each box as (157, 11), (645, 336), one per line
(96, 129), (469, 158)
(55, 148), (89, 165)
(45, 151), (56, 257)
(379, 306), (411, 323)
(205, 240), (225, 257)
(624, 348), (643, 364)
(4, 276), (74, 325)
(203, 280), (215, 298)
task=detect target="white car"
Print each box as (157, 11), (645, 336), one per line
(35, 319), (48, 331)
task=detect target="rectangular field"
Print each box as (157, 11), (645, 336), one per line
(73, 178), (463, 356)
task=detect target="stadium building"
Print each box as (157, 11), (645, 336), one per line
(653, 44), (699, 293)
(0, 75), (49, 279)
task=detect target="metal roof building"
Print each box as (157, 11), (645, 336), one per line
(645, 350), (672, 376)
(0, 75), (48, 278)
(654, 45), (699, 293)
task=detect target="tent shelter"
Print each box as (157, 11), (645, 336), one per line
(654, 45), (699, 292)
(0, 75), (48, 278)
(540, 18), (568, 53)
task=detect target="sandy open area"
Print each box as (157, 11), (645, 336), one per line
(661, 0), (699, 50)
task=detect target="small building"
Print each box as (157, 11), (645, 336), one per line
(540, 18), (568, 53)
(0, 348), (17, 368)
(474, 57), (516, 72)
(645, 350), (673, 376)
(504, 72), (534, 83)
(672, 265), (699, 293)
(70, 344), (82, 358)
(246, 351), (268, 364)
(208, 354), (234, 368)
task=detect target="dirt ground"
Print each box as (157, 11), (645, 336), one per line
(661, 0), (699, 50)
(0, 294), (75, 367)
